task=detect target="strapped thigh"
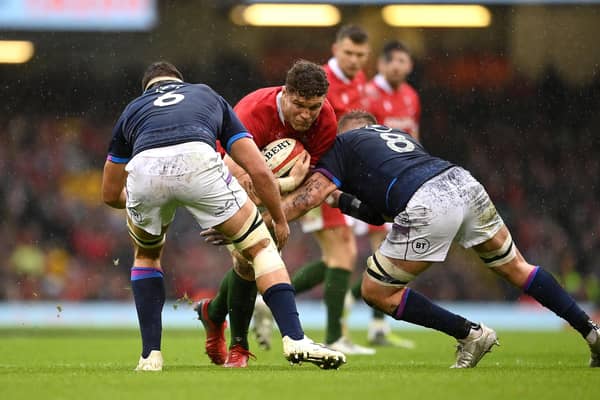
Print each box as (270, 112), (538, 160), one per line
(127, 218), (166, 249)
(476, 232), (517, 267)
(366, 250), (415, 288)
(230, 206), (285, 278)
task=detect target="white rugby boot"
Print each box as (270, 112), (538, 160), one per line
(587, 321), (600, 367)
(251, 295), (274, 350)
(451, 324), (499, 368)
(135, 350), (163, 371)
(283, 336), (347, 369)
(328, 336), (376, 355)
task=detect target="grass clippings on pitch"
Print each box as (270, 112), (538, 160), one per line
(0, 328), (596, 400)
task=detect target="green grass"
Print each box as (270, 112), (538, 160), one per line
(0, 328), (596, 400)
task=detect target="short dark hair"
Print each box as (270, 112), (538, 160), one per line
(141, 61), (184, 91)
(335, 25), (368, 44)
(338, 110), (377, 133)
(285, 60), (329, 98)
(381, 40), (411, 62)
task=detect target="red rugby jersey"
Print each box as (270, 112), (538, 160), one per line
(364, 74), (421, 138)
(233, 86), (337, 166)
(323, 58), (367, 120)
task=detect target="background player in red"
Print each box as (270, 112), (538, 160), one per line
(364, 40), (421, 140)
(196, 60), (344, 367)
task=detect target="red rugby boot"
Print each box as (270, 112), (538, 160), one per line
(223, 344), (256, 368)
(194, 299), (227, 365)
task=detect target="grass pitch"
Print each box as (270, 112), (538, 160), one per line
(0, 328), (596, 400)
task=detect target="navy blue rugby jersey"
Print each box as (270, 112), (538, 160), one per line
(107, 81), (251, 163)
(315, 125), (453, 217)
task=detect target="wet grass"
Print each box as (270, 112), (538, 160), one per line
(0, 328), (595, 400)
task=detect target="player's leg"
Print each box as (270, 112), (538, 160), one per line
(363, 228), (415, 348)
(127, 220), (168, 371)
(124, 152), (183, 372)
(215, 200), (346, 368)
(360, 253), (496, 368)
(194, 268), (231, 366)
(361, 168), (501, 368)
(195, 251), (258, 367)
(224, 252), (258, 367)
(291, 206), (330, 292)
(313, 225), (361, 346)
(473, 225), (600, 367)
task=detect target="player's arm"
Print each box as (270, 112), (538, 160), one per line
(102, 117), (130, 209)
(263, 171), (336, 226)
(228, 137), (289, 247)
(329, 191), (385, 225)
(102, 161), (127, 209)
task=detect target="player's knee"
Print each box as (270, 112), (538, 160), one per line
(230, 209), (285, 278)
(365, 250), (414, 288)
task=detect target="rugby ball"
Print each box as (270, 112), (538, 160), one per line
(261, 138), (305, 177)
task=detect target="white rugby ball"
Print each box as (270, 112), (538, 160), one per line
(261, 138), (305, 177)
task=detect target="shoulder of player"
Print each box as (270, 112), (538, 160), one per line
(234, 87), (280, 121)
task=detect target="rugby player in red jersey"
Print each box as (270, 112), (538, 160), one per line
(364, 40), (421, 141)
(195, 60), (352, 367)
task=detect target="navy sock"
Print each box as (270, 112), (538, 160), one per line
(131, 267), (166, 358)
(394, 288), (474, 339)
(524, 266), (592, 338)
(262, 283), (304, 340)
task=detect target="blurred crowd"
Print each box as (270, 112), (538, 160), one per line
(1, 65), (599, 308)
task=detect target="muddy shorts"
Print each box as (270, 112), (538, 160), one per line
(379, 167), (504, 262)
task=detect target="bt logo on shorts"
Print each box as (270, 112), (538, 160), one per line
(411, 238), (430, 254)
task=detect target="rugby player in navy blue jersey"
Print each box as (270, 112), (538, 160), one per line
(101, 61), (345, 371)
(262, 110), (600, 368)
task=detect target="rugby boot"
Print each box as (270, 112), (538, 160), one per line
(194, 299), (227, 365)
(283, 335), (346, 369)
(587, 321), (600, 367)
(451, 323), (499, 368)
(223, 344), (256, 368)
(135, 350), (163, 371)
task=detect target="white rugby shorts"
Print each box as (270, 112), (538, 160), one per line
(379, 167), (504, 262)
(125, 142), (247, 236)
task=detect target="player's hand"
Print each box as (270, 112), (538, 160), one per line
(288, 150), (311, 186)
(200, 228), (231, 246)
(271, 218), (290, 250)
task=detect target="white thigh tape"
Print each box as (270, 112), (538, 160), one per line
(366, 250), (415, 287)
(478, 233), (516, 267)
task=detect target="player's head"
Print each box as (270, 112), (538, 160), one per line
(281, 60), (329, 132)
(337, 110), (377, 134)
(332, 25), (369, 79)
(378, 40), (413, 88)
(141, 61), (184, 92)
